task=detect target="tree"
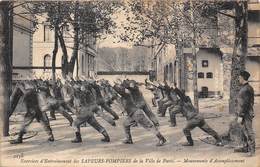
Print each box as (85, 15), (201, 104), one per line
(25, 1), (72, 79)
(202, 1), (248, 114)
(68, 1), (121, 77)
(0, 1), (13, 136)
(229, 2), (248, 114)
(119, 0), (218, 111)
(26, 1), (121, 79)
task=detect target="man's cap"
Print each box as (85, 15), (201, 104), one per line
(240, 70), (250, 81)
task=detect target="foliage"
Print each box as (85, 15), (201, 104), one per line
(24, 1), (122, 77)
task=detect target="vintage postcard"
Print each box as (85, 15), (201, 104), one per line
(0, 0), (259, 167)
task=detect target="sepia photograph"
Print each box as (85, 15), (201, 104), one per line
(0, 0), (259, 167)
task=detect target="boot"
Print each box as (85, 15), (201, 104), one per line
(111, 122), (116, 127)
(113, 115), (119, 120)
(123, 138), (133, 144)
(10, 131), (23, 144)
(169, 114), (177, 127)
(158, 113), (165, 117)
(71, 132), (82, 143)
(131, 121), (138, 127)
(234, 147), (249, 153)
(156, 133), (167, 146)
(45, 126), (54, 142)
(248, 151), (255, 157)
(48, 134), (54, 142)
(152, 99), (157, 107)
(50, 110), (56, 120)
(212, 135), (223, 146)
(248, 143), (255, 156)
(101, 131), (110, 142)
(123, 133), (133, 144)
(182, 136), (194, 146)
(215, 139), (224, 146)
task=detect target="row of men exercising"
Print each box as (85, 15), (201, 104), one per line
(10, 78), (223, 147)
(145, 80), (224, 146)
(9, 79), (118, 144)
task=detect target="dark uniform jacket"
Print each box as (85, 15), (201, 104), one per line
(237, 83), (254, 120)
(127, 84), (159, 125)
(113, 84), (138, 117)
(158, 85), (166, 98)
(174, 88), (198, 120)
(91, 83), (106, 104)
(168, 88), (181, 105)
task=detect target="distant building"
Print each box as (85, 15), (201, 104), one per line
(152, 44), (176, 82)
(12, 6), (97, 80)
(32, 15), (97, 79)
(153, 2), (260, 98)
(12, 4), (34, 81)
(97, 46), (152, 72)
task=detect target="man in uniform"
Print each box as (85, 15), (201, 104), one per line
(83, 80), (116, 126)
(70, 82), (111, 143)
(125, 80), (160, 127)
(91, 81), (119, 120)
(145, 79), (161, 107)
(10, 80), (54, 144)
(171, 84), (223, 147)
(146, 80), (182, 127)
(168, 88), (183, 127)
(113, 80), (166, 146)
(47, 80), (73, 126)
(234, 71), (255, 156)
(100, 80), (118, 107)
(157, 81), (174, 117)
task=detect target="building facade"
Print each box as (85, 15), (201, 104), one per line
(11, 5), (97, 81)
(153, 2), (260, 98)
(12, 4), (34, 81)
(32, 15), (97, 79)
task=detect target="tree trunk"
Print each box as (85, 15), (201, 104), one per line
(176, 28), (184, 89)
(68, 2), (79, 77)
(68, 27), (79, 76)
(51, 26), (58, 81)
(191, 37), (199, 111)
(76, 53), (79, 79)
(0, 2), (12, 136)
(229, 2), (248, 114)
(190, 0), (199, 111)
(57, 28), (69, 78)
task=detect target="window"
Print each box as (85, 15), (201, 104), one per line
(89, 55), (94, 71)
(169, 63), (173, 82)
(82, 54), (85, 74)
(44, 25), (52, 42)
(202, 60), (208, 67)
(207, 72), (213, 78)
(198, 72), (204, 78)
(201, 86), (209, 98)
(44, 54), (51, 71)
(88, 55), (95, 77)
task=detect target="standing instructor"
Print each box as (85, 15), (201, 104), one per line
(235, 70), (255, 156)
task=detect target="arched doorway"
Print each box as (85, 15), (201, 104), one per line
(43, 54), (51, 71)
